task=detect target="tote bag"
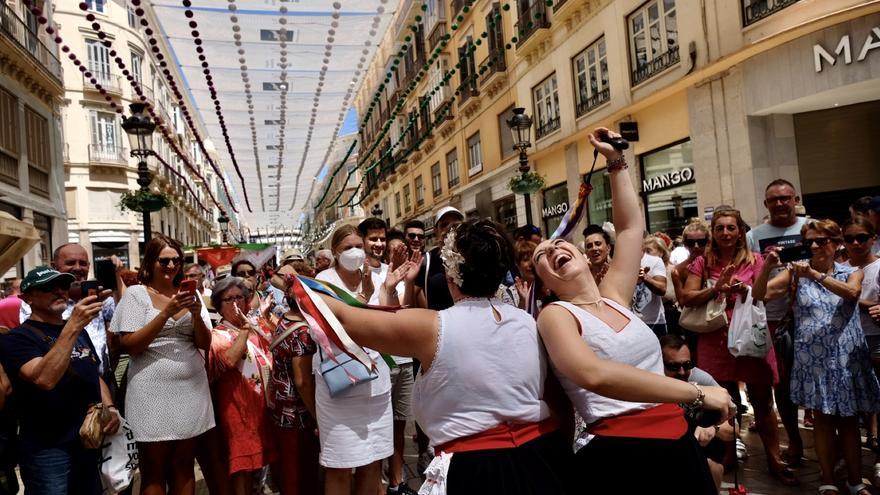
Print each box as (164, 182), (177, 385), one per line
(727, 287), (771, 359)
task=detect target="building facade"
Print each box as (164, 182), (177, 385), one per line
(0, 0), (68, 277)
(352, 0), (880, 246)
(56, 0), (219, 268)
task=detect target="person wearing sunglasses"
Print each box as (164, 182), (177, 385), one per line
(403, 220), (426, 255)
(232, 259), (285, 321)
(680, 207), (797, 486)
(109, 235), (214, 494)
(754, 219), (880, 495)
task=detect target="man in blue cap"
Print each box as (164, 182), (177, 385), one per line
(0, 266), (119, 494)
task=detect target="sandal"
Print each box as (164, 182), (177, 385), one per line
(847, 482), (870, 495)
(782, 447), (804, 468)
(769, 465), (800, 486)
(818, 485), (839, 495)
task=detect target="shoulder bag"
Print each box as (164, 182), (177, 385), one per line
(679, 266), (728, 334)
(318, 346), (378, 398)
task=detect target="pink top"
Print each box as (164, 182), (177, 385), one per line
(687, 253), (778, 384)
(0, 296), (22, 329)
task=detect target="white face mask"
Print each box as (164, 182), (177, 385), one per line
(338, 247), (366, 272)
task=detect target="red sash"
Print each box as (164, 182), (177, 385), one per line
(434, 418), (557, 455)
(587, 403), (687, 440)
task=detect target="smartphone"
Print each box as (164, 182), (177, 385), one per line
(778, 244), (811, 263)
(80, 280), (101, 298)
(95, 259), (118, 291)
(179, 279), (197, 295)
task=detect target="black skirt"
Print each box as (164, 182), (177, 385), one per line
(446, 431), (574, 494)
(574, 431), (716, 495)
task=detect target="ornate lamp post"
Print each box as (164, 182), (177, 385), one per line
(506, 107), (535, 226)
(371, 204), (383, 218)
(122, 103), (157, 249)
(217, 213), (230, 245)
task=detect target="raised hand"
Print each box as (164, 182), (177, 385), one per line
(587, 127), (623, 161)
(514, 276), (531, 303)
(389, 242), (408, 271)
(404, 250), (423, 284)
(360, 262), (375, 301)
(66, 295), (104, 331)
(385, 261), (412, 291)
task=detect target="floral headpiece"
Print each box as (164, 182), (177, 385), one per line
(440, 228), (465, 287)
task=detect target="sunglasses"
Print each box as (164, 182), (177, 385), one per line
(236, 270), (257, 277)
(407, 233), (425, 240)
(806, 237), (831, 247)
(843, 233), (873, 244)
(663, 360), (695, 372)
(684, 238), (708, 248)
(157, 257), (182, 267)
(34, 283), (67, 293)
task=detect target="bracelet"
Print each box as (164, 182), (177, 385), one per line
(818, 272), (828, 283)
(606, 156), (628, 172)
(688, 382), (705, 410)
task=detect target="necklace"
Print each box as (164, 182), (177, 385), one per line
(591, 261), (610, 285)
(568, 296), (604, 307)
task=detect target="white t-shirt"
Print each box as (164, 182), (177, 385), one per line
(846, 259), (880, 337)
(370, 262), (412, 365)
(636, 253), (666, 325)
(746, 217), (808, 321)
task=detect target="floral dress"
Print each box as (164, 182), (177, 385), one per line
(269, 316), (317, 430)
(790, 263), (880, 416)
(208, 322), (276, 473)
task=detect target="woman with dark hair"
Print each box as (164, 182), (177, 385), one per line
(680, 208), (795, 485)
(298, 219), (574, 494)
(755, 219), (880, 495)
(530, 129), (731, 494)
(208, 276), (276, 494)
(110, 235), (214, 494)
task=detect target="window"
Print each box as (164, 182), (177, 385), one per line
(467, 133), (482, 176)
(415, 175), (425, 206)
(542, 182), (569, 237)
(573, 37), (610, 117)
(90, 111), (120, 160)
(425, 0), (446, 38)
(428, 57), (451, 113)
(446, 149), (460, 188)
(24, 107), (50, 198)
(494, 196), (518, 233)
(0, 88), (19, 186)
(533, 74), (560, 139)
(130, 51), (143, 84)
(403, 184), (412, 212)
(639, 139), (696, 237)
(85, 0), (106, 13)
(127, 3), (137, 27)
(394, 192), (402, 217)
(498, 106), (516, 159)
(431, 163), (442, 196)
(485, 3), (506, 72)
(86, 39), (112, 81)
(457, 38), (478, 102)
(628, 0), (679, 85)
(742, 0), (801, 27)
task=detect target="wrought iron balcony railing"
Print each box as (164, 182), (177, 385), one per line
(515, 0), (550, 48)
(0, 2), (62, 84)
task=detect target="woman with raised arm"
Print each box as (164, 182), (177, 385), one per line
(753, 219), (880, 495)
(530, 128), (732, 494)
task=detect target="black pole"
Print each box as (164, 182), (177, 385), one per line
(136, 158), (152, 248)
(518, 149), (533, 226)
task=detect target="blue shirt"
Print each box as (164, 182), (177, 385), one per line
(0, 320), (101, 452)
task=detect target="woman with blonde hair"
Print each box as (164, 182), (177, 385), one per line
(680, 208), (796, 485)
(755, 219), (880, 495)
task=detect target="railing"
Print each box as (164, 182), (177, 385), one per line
(631, 47), (680, 86)
(742, 0), (800, 27)
(0, 2), (62, 84)
(457, 71), (479, 105)
(479, 48), (507, 83)
(428, 21), (447, 52)
(433, 97), (453, 123)
(575, 87), (610, 117)
(82, 72), (123, 94)
(535, 114), (560, 140)
(515, 0), (550, 48)
(88, 144), (128, 163)
(451, 0), (467, 17)
(139, 84), (154, 102)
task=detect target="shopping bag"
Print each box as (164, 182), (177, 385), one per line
(99, 410), (138, 493)
(727, 287), (770, 359)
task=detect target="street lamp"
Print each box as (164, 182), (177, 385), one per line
(217, 213), (230, 245)
(122, 103), (157, 249)
(506, 107), (534, 225)
(371, 204), (383, 218)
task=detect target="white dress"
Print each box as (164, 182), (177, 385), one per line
(313, 268), (393, 468)
(109, 285), (215, 442)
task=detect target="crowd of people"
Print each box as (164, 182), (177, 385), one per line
(0, 127), (877, 495)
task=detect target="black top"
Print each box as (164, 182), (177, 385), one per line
(0, 320), (101, 453)
(414, 248), (454, 311)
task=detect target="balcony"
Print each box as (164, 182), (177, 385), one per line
(631, 47), (680, 86)
(742, 0), (800, 27)
(575, 87), (610, 117)
(427, 21), (447, 52)
(0, 2), (62, 86)
(515, 0), (550, 48)
(457, 72), (479, 105)
(451, 0), (467, 18)
(535, 114), (560, 140)
(139, 84), (155, 103)
(82, 72), (123, 96)
(479, 48), (507, 85)
(88, 144), (128, 165)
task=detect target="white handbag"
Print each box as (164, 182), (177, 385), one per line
(99, 410), (138, 493)
(727, 287), (771, 359)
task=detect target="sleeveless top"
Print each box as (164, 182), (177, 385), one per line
(550, 299), (664, 425)
(412, 298), (550, 448)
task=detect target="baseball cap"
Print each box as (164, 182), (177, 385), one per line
(435, 206), (464, 224)
(281, 248), (305, 263)
(20, 266), (75, 292)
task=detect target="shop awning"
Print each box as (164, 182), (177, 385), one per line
(0, 212), (41, 275)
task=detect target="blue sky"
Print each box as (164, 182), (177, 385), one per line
(339, 107), (358, 136)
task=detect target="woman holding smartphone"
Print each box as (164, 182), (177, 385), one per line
(110, 235), (215, 495)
